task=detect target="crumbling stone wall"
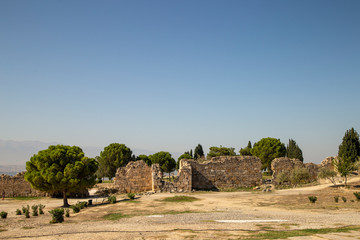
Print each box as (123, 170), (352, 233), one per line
(114, 160), (153, 193)
(152, 162), (192, 193)
(271, 157), (304, 184)
(320, 157), (336, 171)
(271, 157), (320, 184)
(182, 156), (262, 190)
(0, 172), (46, 197)
(304, 162), (320, 181)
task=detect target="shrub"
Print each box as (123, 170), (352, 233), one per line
(276, 171), (290, 185)
(32, 205), (38, 216)
(95, 188), (118, 197)
(290, 167), (310, 186)
(22, 205), (29, 214)
(76, 201), (88, 209)
(108, 196), (116, 204)
(342, 196), (347, 203)
(65, 208), (70, 218)
(25, 208), (30, 218)
(127, 193), (135, 200)
(38, 204), (45, 214)
(49, 208), (64, 223)
(70, 205), (80, 213)
(354, 192), (360, 201)
(16, 209), (22, 215)
(334, 196), (339, 203)
(308, 196), (317, 203)
(351, 200), (355, 202)
(0, 211), (7, 219)
(22, 205), (30, 218)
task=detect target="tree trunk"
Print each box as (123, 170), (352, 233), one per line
(63, 191), (69, 207)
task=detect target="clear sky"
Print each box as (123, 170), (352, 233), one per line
(1, 0), (359, 163)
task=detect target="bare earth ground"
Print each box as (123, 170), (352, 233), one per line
(1, 177), (360, 239)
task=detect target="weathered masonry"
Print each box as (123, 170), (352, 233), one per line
(0, 172), (46, 197)
(182, 156), (262, 190)
(114, 156), (263, 193)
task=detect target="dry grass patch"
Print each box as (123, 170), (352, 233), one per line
(161, 196), (200, 203)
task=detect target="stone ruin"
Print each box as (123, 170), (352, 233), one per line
(0, 172), (89, 198)
(182, 156), (262, 190)
(0, 156), (339, 196)
(114, 156), (262, 193)
(271, 157), (339, 185)
(0, 172), (46, 197)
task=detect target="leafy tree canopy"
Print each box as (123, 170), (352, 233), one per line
(251, 137), (286, 171)
(338, 128), (360, 163)
(207, 146), (236, 159)
(194, 144), (204, 159)
(99, 143), (132, 178)
(286, 139), (304, 162)
(239, 141), (252, 156)
(149, 151), (176, 174)
(25, 145), (98, 207)
(136, 154), (152, 166)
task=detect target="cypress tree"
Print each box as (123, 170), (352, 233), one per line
(286, 139), (304, 162)
(338, 128), (360, 163)
(194, 144), (204, 159)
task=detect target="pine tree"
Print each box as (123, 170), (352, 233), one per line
(286, 139), (304, 162)
(338, 128), (360, 163)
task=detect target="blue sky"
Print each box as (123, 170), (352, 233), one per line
(1, 0), (359, 163)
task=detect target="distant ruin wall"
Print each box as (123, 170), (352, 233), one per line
(271, 157), (320, 184)
(0, 172), (46, 197)
(114, 160), (153, 193)
(152, 162), (192, 193)
(183, 156), (262, 190)
(320, 157), (336, 171)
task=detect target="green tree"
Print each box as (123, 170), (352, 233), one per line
(149, 151), (176, 176)
(176, 153), (193, 169)
(251, 137), (286, 171)
(338, 128), (360, 163)
(318, 167), (337, 186)
(286, 139), (304, 162)
(25, 145), (98, 207)
(207, 146), (236, 159)
(194, 144), (204, 159)
(136, 154), (152, 166)
(333, 157), (354, 185)
(100, 143), (132, 179)
(95, 156), (107, 181)
(239, 141), (252, 156)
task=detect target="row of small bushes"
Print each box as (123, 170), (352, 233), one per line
(309, 192), (360, 203)
(0, 204), (46, 219)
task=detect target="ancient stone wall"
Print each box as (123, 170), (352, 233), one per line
(271, 157), (304, 184)
(320, 157), (336, 171)
(152, 162), (192, 193)
(304, 163), (320, 181)
(271, 158), (321, 184)
(114, 160), (153, 193)
(182, 156), (262, 190)
(0, 172), (46, 197)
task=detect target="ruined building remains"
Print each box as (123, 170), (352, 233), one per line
(114, 156), (262, 193)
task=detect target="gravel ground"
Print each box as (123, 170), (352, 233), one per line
(1, 177), (360, 239)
